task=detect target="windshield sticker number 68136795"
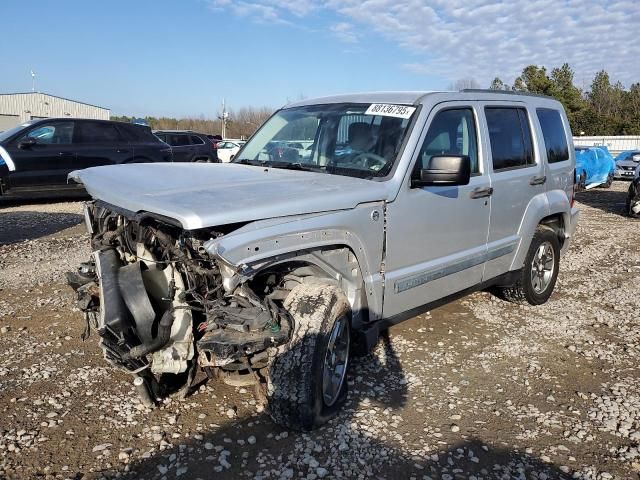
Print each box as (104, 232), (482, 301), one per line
(365, 103), (416, 119)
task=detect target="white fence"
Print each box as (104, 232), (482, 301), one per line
(573, 136), (640, 156)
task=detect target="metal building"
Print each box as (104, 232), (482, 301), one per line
(0, 92), (110, 131)
(573, 136), (640, 156)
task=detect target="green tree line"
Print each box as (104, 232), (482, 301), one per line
(490, 64), (640, 135)
(113, 65), (640, 138)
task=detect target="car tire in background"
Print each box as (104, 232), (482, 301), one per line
(266, 282), (351, 431)
(493, 225), (560, 306)
(600, 172), (614, 189)
(576, 171), (586, 192)
(627, 180), (640, 218)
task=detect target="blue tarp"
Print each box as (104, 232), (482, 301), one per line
(614, 149), (639, 163)
(575, 146), (615, 188)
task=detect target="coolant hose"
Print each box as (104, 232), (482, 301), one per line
(125, 307), (175, 359)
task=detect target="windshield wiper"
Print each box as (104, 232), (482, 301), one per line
(266, 161), (320, 172)
(235, 159), (323, 173)
(234, 158), (265, 166)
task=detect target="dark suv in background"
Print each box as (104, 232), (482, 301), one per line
(0, 118), (172, 197)
(153, 130), (218, 163)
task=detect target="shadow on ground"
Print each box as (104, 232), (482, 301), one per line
(576, 182), (630, 217)
(0, 211), (83, 245)
(94, 333), (574, 480)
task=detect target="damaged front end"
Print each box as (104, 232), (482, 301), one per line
(68, 201), (293, 405)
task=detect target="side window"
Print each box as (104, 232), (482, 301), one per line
(190, 135), (205, 145)
(77, 122), (122, 144)
(485, 107), (535, 171)
(536, 108), (569, 163)
(166, 134), (190, 147)
(417, 108), (479, 174)
(19, 122), (74, 144)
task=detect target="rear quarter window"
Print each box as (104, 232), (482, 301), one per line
(536, 109), (569, 163)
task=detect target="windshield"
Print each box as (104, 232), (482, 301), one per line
(233, 103), (416, 179)
(0, 121), (36, 143)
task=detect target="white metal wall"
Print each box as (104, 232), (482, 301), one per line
(0, 93), (110, 130)
(573, 136), (640, 156)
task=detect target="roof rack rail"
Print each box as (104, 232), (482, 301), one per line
(461, 89), (554, 99)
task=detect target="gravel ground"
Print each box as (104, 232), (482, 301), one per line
(0, 182), (639, 480)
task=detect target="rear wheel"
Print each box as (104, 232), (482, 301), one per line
(601, 172), (614, 188)
(494, 226), (560, 305)
(266, 282), (351, 431)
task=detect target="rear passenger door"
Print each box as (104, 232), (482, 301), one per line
(481, 103), (546, 281)
(73, 121), (130, 169)
(164, 134), (193, 162)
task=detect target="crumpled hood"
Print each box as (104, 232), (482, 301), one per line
(70, 163), (390, 229)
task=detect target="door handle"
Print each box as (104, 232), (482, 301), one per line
(469, 187), (493, 199)
(58, 152), (74, 156)
(530, 175), (547, 186)
(117, 149), (130, 153)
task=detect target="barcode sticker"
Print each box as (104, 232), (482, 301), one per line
(365, 103), (416, 119)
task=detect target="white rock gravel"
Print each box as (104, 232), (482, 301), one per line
(0, 184), (639, 479)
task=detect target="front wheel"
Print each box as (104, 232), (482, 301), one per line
(266, 282), (351, 431)
(628, 181), (640, 217)
(576, 171), (586, 192)
(494, 226), (560, 305)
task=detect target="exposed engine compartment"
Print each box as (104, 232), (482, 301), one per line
(68, 201), (294, 404)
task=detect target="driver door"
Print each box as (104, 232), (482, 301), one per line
(383, 103), (491, 318)
(5, 121), (76, 190)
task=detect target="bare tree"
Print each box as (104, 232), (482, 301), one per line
(448, 78), (481, 91)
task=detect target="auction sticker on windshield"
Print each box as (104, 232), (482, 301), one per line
(365, 104), (416, 119)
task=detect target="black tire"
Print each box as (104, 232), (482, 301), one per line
(600, 172), (614, 188)
(628, 181), (640, 218)
(267, 282), (351, 431)
(577, 172), (586, 192)
(494, 226), (560, 305)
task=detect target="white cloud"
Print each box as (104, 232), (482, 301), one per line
(208, 0), (640, 86)
(330, 22), (358, 43)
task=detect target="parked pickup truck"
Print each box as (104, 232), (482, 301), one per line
(67, 90), (580, 431)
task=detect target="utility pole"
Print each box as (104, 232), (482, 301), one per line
(220, 99), (229, 139)
(30, 70), (36, 92)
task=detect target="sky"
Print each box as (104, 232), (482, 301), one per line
(1, 0), (638, 118)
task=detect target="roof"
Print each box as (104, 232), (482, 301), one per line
(283, 90), (561, 109)
(153, 130), (196, 133)
(0, 92), (109, 111)
(20, 118), (149, 129)
(153, 130), (211, 136)
(285, 91), (438, 108)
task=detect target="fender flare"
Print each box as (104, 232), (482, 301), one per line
(203, 205), (386, 323)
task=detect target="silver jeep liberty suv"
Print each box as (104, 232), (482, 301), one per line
(68, 90), (579, 430)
